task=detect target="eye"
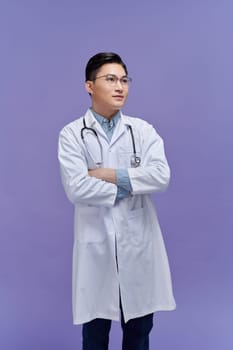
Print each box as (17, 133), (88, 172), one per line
(121, 77), (129, 84)
(106, 75), (115, 82)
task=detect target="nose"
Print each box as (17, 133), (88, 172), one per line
(115, 79), (124, 90)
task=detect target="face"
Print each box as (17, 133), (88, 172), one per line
(85, 63), (129, 119)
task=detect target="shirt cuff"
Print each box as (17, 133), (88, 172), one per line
(115, 186), (130, 202)
(116, 169), (132, 192)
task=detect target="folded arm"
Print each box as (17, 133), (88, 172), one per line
(58, 127), (117, 207)
(88, 125), (170, 195)
(88, 168), (132, 201)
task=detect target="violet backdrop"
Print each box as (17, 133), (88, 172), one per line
(0, 0), (232, 349)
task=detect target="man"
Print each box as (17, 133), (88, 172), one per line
(58, 52), (176, 350)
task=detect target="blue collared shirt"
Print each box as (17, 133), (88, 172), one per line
(93, 110), (121, 141)
(92, 109), (132, 200)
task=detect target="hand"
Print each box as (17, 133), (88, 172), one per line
(88, 168), (117, 185)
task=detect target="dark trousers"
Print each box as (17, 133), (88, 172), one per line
(82, 311), (153, 350)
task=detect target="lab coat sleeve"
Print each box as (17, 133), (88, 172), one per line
(58, 126), (117, 207)
(127, 124), (170, 195)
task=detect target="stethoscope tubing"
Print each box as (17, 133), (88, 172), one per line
(81, 117), (141, 167)
(81, 118), (98, 139)
(128, 124), (136, 155)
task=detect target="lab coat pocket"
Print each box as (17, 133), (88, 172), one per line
(75, 206), (106, 243)
(128, 207), (146, 245)
(117, 151), (132, 168)
(117, 151), (142, 168)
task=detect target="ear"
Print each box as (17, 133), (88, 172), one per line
(85, 80), (94, 95)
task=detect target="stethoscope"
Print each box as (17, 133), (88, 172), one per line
(81, 117), (141, 168)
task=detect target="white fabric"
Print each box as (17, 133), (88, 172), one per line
(58, 109), (176, 324)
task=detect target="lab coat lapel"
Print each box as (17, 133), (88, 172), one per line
(85, 109), (109, 142)
(110, 113), (129, 146)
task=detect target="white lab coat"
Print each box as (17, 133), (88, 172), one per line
(58, 109), (176, 324)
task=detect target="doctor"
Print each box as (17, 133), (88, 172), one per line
(58, 52), (176, 350)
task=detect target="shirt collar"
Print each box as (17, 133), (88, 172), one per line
(91, 109), (121, 128)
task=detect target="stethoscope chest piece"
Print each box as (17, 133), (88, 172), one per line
(131, 155), (141, 167)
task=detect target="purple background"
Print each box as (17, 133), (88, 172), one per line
(1, 1), (232, 349)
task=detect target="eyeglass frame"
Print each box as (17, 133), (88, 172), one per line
(92, 74), (132, 86)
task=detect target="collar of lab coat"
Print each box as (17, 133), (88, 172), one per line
(84, 108), (133, 146)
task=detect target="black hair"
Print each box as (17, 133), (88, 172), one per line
(85, 52), (128, 81)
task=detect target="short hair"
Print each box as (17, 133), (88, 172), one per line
(85, 52), (128, 81)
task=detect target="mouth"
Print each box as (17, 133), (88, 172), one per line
(112, 95), (124, 100)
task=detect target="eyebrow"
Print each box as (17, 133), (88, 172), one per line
(105, 74), (128, 77)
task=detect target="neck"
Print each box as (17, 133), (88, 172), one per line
(91, 106), (119, 120)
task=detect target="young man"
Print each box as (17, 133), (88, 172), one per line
(58, 52), (176, 350)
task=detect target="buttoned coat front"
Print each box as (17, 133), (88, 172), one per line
(58, 109), (176, 324)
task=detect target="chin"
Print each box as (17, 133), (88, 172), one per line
(113, 102), (125, 108)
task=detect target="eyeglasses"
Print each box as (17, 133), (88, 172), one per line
(93, 74), (132, 87)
